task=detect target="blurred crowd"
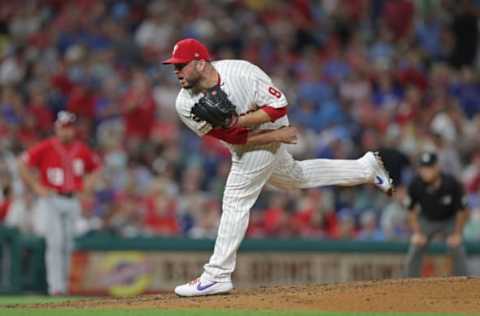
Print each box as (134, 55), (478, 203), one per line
(0, 0), (480, 241)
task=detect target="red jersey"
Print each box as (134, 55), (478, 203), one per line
(22, 137), (101, 193)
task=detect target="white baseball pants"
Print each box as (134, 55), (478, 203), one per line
(32, 195), (81, 294)
(201, 144), (373, 283)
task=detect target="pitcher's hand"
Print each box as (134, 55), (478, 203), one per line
(275, 126), (298, 144)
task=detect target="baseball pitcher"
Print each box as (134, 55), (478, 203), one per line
(163, 38), (393, 296)
(18, 111), (101, 295)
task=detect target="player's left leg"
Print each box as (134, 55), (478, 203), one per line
(48, 196), (81, 295)
(448, 244), (468, 276)
(61, 197), (82, 293)
(268, 145), (392, 194)
(41, 197), (65, 295)
(175, 147), (277, 297)
(443, 220), (468, 276)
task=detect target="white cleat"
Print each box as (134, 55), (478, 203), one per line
(174, 277), (233, 297)
(364, 151), (394, 196)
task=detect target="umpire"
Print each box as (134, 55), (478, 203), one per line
(405, 151), (469, 277)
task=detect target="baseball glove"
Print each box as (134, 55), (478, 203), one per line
(191, 85), (238, 128)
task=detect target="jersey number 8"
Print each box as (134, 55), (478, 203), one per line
(268, 86), (282, 99)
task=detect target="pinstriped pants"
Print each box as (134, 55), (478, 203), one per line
(201, 144), (372, 283)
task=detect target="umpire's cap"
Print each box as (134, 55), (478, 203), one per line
(417, 151), (438, 167)
(55, 111), (77, 127)
(162, 38), (211, 64)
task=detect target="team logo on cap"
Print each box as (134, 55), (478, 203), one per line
(56, 111), (76, 125)
(173, 44), (179, 55)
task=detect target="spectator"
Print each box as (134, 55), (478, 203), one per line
(464, 208), (480, 241)
(263, 194), (290, 237)
(0, 47), (26, 85)
(0, 0), (478, 241)
(448, 0), (479, 68)
(0, 187), (11, 223)
(144, 181), (179, 236)
(122, 70), (156, 147)
(463, 151), (480, 194)
(188, 198), (220, 239)
(378, 126), (411, 185)
(28, 85), (54, 135)
(415, 10), (444, 60)
(381, 186), (409, 241)
(4, 190), (34, 233)
(335, 209), (357, 240)
(356, 210), (385, 241)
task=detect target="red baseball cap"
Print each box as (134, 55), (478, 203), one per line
(162, 38), (211, 64)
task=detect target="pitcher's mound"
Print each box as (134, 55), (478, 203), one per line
(30, 277), (480, 313)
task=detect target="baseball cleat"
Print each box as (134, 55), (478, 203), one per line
(364, 151), (394, 196)
(174, 277), (233, 297)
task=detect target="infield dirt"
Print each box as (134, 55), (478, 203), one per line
(25, 277), (480, 313)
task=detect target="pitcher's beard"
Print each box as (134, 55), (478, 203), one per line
(182, 75), (201, 89)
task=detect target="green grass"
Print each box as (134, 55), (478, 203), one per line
(0, 297), (468, 316)
(0, 295), (85, 306)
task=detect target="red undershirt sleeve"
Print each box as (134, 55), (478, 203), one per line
(205, 106), (287, 145)
(206, 126), (249, 145)
(260, 106), (287, 122)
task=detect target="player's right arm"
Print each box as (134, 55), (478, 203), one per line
(406, 179), (426, 245)
(18, 142), (52, 197)
(207, 126), (297, 145)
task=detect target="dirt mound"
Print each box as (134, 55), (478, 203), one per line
(21, 277), (480, 313)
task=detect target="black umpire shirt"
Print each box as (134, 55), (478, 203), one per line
(407, 173), (467, 221)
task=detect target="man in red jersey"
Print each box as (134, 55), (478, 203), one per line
(18, 111), (101, 295)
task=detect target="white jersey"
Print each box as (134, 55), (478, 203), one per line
(175, 60), (289, 142)
(171, 58), (385, 292)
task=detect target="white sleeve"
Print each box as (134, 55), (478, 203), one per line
(175, 94), (213, 136)
(250, 64), (288, 109)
